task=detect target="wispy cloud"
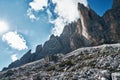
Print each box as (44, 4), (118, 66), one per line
(27, 8), (38, 21)
(11, 54), (18, 61)
(50, 0), (88, 36)
(27, 0), (48, 21)
(2, 31), (28, 50)
(50, 17), (65, 36)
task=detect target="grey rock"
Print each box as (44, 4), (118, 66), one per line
(112, 0), (120, 8)
(112, 73), (120, 80)
(3, 0), (120, 74)
(1, 44), (120, 79)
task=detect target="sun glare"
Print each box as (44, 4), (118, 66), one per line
(0, 21), (9, 34)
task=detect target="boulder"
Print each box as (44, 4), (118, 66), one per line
(112, 73), (120, 80)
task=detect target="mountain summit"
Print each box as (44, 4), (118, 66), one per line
(3, 0), (120, 71)
(1, 0), (120, 79)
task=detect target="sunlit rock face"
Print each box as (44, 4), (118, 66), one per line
(70, 3), (106, 50)
(71, 0), (120, 50)
(78, 3), (105, 44)
(3, 0), (120, 70)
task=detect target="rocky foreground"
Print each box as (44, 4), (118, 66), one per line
(4, 0), (120, 70)
(1, 44), (120, 80)
(1, 1), (120, 79)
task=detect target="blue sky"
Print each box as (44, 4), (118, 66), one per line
(0, 0), (112, 70)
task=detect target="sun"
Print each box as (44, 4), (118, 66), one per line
(0, 21), (9, 34)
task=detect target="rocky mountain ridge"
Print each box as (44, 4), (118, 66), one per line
(3, 0), (120, 71)
(1, 43), (120, 80)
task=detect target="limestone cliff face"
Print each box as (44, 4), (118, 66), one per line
(3, 0), (120, 70)
(78, 3), (105, 44)
(70, 3), (106, 50)
(71, 1), (120, 50)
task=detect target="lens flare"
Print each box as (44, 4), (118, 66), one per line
(0, 21), (9, 34)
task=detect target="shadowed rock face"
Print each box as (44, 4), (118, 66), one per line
(103, 0), (120, 43)
(112, 0), (120, 8)
(35, 45), (42, 54)
(60, 22), (77, 53)
(3, 0), (120, 70)
(36, 35), (64, 59)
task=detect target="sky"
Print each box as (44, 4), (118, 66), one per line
(0, 0), (112, 70)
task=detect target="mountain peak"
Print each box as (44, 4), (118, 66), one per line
(2, 1), (120, 72)
(50, 34), (55, 39)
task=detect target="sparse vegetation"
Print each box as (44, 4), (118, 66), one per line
(100, 46), (107, 57)
(45, 66), (55, 71)
(1, 44), (120, 80)
(59, 60), (74, 67)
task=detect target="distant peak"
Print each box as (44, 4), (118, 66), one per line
(26, 50), (32, 55)
(78, 3), (84, 10)
(50, 34), (55, 39)
(78, 3), (90, 11)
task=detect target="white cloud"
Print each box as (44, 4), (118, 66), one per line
(27, 8), (38, 21)
(50, 17), (65, 36)
(46, 9), (53, 22)
(52, 0), (86, 22)
(29, 0), (48, 11)
(50, 0), (88, 36)
(2, 31), (28, 50)
(27, 0), (88, 36)
(11, 54), (18, 61)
